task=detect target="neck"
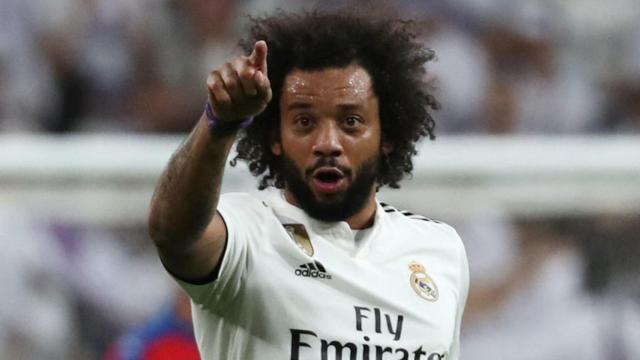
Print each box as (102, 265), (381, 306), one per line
(283, 188), (378, 230)
(345, 194), (378, 229)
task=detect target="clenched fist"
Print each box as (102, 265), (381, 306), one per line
(206, 41), (272, 122)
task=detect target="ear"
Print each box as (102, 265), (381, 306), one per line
(271, 141), (283, 156)
(382, 141), (393, 156)
(270, 122), (283, 156)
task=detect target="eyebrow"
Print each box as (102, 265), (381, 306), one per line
(286, 102), (313, 110)
(336, 103), (365, 111)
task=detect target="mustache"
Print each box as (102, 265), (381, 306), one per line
(305, 157), (352, 177)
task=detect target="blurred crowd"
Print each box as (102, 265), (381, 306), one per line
(2, 0), (640, 135)
(1, 0), (640, 359)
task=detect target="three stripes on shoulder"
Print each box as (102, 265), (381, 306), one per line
(380, 202), (440, 223)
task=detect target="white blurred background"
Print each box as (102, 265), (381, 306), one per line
(1, 0), (640, 359)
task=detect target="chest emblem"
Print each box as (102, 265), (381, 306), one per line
(409, 261), (439, 302)
(284, 224), (314, 257)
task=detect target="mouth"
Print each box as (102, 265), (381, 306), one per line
(311, 167), (346, 195)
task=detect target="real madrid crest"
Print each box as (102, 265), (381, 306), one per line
(283, 224), (314, 257)
(409, 261), (439, 302)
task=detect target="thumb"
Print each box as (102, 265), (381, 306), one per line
(249, 40), (268, 76)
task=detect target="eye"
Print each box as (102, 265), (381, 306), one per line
(294, 115), (313, 129)
(344, 115), (361, 128)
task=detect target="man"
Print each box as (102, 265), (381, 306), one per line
(149, 10), (468, 360)
(104, 291), (199, 360)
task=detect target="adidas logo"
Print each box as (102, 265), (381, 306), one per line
(294, 261), (332, 279)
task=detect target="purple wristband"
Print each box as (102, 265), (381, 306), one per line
(205, 102), (254, 133)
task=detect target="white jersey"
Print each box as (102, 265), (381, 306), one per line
(174, 192), (469, 360)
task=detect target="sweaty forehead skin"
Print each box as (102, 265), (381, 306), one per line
(283, 65), (375, 101)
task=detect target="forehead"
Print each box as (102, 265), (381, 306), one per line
(282, 64), (374, 102)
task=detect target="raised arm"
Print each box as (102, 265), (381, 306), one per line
(148, 41), (272, 282)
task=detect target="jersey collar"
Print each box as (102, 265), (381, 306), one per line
(265, 191), (387, 258)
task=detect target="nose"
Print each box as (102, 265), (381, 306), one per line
(312, 121), (343, 158)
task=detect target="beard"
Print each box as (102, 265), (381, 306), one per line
(279, 153), (380, 222)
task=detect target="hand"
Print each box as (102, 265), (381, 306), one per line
(206, 41), (272, 122)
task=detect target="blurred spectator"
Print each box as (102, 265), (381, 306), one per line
(104, 290), (199, 360)
(479, 27), (601, 134)
(426, 21), (491, 133)
(3, 0), (637, 135)
(0, 207), (75, 359)
(582, 215), (640, 359)
(453, 209), (518, 320)
(461, 218), (608, 359)
(49, 223), (175, 355)
(40, 30), (90, 133)
(0, 0), (59, 132)
(601, 80), (640, 133)
(128, 0), (241, 133)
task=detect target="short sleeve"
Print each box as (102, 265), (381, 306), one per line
(173, 193), (270, 309)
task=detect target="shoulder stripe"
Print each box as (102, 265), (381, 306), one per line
(409, 216), (437, 223)
(379, 202), (439, 223)
(380, 202), (393, 210)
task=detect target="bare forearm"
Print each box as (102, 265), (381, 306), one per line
(148, 116), (235, 248)
(148, 41), (271, 279)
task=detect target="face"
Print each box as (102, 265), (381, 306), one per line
(271, 64), (391, 222)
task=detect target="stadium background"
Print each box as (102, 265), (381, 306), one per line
(1, 0), (640, 358)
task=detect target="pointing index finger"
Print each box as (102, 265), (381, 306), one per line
(249, 40), (268, 76)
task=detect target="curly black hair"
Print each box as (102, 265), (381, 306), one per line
(232, 9), (439, 189)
